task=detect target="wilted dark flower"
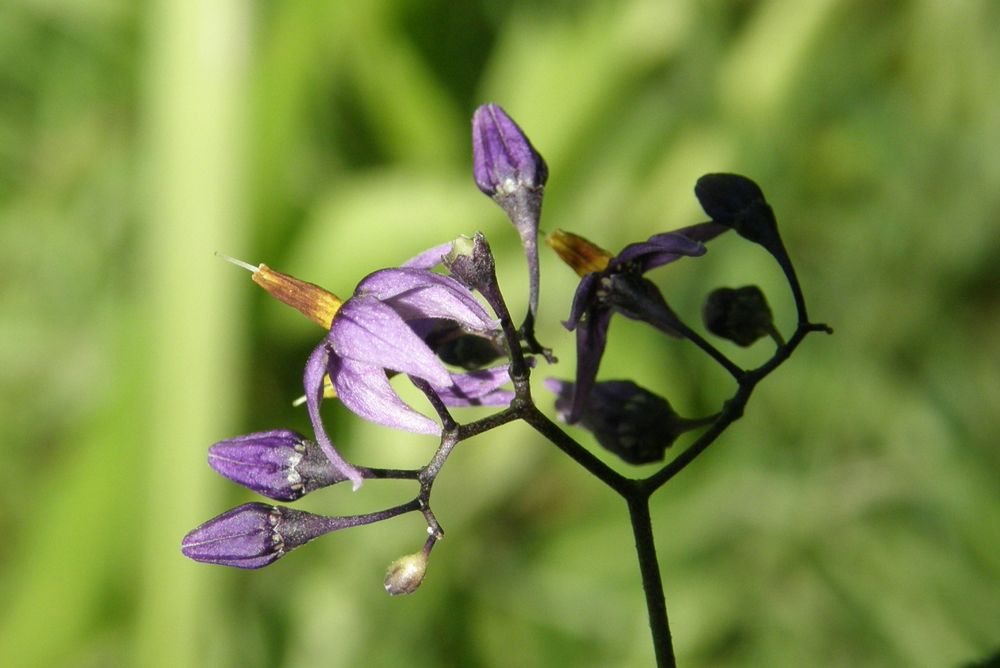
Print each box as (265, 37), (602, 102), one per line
(207, 430), (347, 501)
(548, 223), (728, 422)
(702, 285), (777, 347)
(546, 379), (714, 465)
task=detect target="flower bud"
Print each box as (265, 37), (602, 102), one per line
(694, 173), (780, 252)
(472, 104), (547, 198)
(207, 429), (350, 501)
(702, 285), (776, 347)
(546, 230), (613, 277)
(384, 550), (428, 596)
(472, 104), (548, 329)
(181, 503), (345, 569)
(547, 379), (712, 465)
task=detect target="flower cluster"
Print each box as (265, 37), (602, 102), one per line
(182, 101), (828, 625)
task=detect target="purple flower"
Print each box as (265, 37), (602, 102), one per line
(549, 223), (728, 422)
(546, 379), (714, 465)
(472, 103), (548, 336)
(181, 503), (345, 569)
(305, 266), (513, 488)
(207, 430), (348, 501)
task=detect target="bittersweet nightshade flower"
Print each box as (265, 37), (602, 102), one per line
(208, 430), (347, 501)
(305, 266), (511, 486)
(549, 223), (728, 421)
(702, 285), (779, 347)
(181, 503), (347, 569)
(472, 103), (548, 344)
(546, 379), (715, 465)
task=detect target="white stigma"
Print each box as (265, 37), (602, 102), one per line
(215, 252), (260, 274)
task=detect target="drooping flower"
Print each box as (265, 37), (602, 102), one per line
(304, 265), (515, 488)
(547, 222), (728, 422)
(472, 103), (548, 345)
(546, 379), (716, 465)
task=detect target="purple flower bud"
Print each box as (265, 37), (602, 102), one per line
(472, 104), (548, 330)
(702, 285), (777, 347)
(472, 104), (547, 198)
(694, 173), (780, 252)
(181, 503), (346, 569)
(207, 430), (347, 501)
(546, 379), (713, 465)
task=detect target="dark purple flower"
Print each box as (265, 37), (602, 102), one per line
(181, 503), (345, 569)
(305, 266), (513, 488)
(546, 379), (715, 465)
(472, 104), (548, 334)
(207, 430), (347, 501)
(549, 223), (728, 422)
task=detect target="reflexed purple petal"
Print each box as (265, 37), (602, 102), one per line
(402, 242), (453, 269)
(564, 273), (599, 331)
(330, 355), (441, 435)
(610, 233), (707, 273)
(304, 343), (365, 490)
(355, 269), (498, 333)
(568, 307), (612, 422)
(607, 275), (685, 338)
(331, 295), (452, 387)
(670, 221), (730, 244)
(431, 364), (515, 407)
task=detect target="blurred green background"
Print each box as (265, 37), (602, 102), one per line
(1, 0), (998, 666)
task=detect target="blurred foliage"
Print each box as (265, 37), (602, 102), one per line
(1, 0), (998, 666)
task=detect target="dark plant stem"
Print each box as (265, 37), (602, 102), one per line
(626, 491), (675, 668)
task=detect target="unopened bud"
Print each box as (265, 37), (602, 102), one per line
(472, 104), (547, 198)
(702, 285), (777, 347)
(384, 551), (428, 596)
(694, 174), (780, 251)
(181, 503), (346, 569)
(207, 429), (350, 501)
